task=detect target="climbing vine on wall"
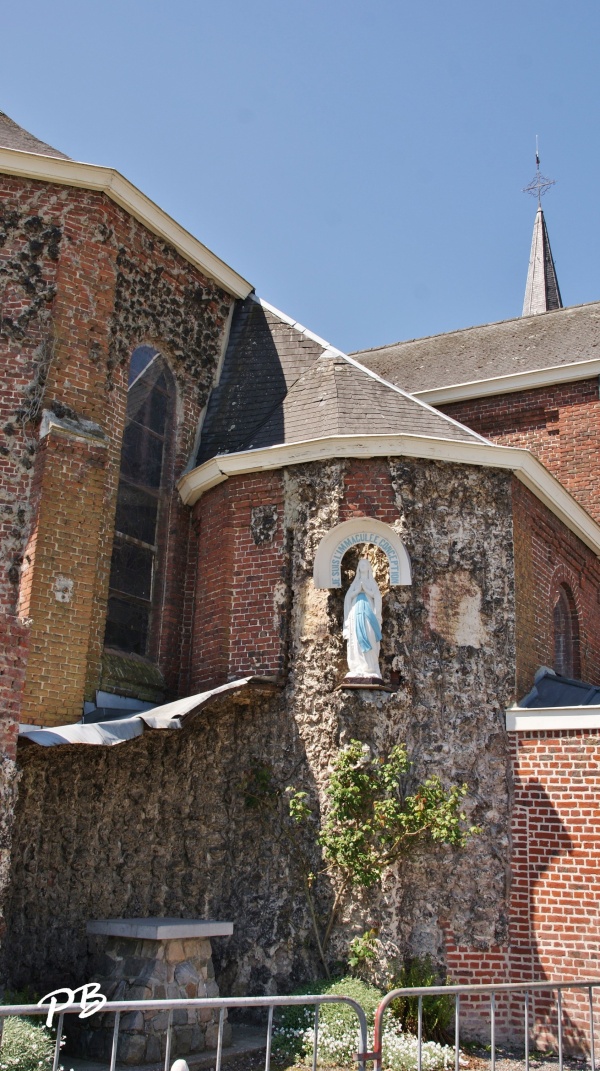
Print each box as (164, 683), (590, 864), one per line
(243, 739), (479, 978)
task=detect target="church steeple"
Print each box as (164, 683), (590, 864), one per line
(522, 204), (562, 316)
(522, 141), (562, 317)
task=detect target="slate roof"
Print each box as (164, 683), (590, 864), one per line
(522, 206), (562, 317)
(197, 297), (485, 464)
(0, 111), (69, 159)
(519, 667), (600, 708)
(352, 300), (600, 395)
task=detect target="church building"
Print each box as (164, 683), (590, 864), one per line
(0, 112), (599, 1051)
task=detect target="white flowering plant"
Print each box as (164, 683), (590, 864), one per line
(273, 977), (454, 1070)
(0, 1016), (61, 1071)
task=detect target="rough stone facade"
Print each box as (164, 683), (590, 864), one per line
(0, 172), (234, 947)
(1, 456), (518, 995)
(0, 173), (234, 731)
(3, 137), (600, 1058)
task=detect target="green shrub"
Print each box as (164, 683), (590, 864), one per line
(275, 975), (383, 1059)
(274, 975), (454, 1069)
(388, 958), (453, 1042)
(0, 1016), (58, 1071)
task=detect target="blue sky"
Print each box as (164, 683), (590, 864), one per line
(2, 0), (598, 352)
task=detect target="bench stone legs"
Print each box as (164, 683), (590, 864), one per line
(79, 935), (231, 1064)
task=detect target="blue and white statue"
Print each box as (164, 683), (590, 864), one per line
(343, 559), (383, 680)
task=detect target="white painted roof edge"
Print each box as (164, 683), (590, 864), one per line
(177, 434), (600, 559)
(0, 146), (253, 299)
(506, 706), (600, 731)
(415, 358), (600, 405)
(253, 295), (489, 445)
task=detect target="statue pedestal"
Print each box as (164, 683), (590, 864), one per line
(81, 918), (233, 1065)
(339, 676), (398, 692)
(342, 674), (384, 686)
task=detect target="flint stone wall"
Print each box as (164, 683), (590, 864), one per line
(2, 458), (516, 994)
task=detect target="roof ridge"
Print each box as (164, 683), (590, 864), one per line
(335, 346), (490, 445)
(252, 294), (488, 444)
(350, 299), (600, 358)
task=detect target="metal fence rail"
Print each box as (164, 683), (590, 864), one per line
(371, 979), (600, 1071)
(0, 993), (368, 1071)
(2, 978), (600, 1071)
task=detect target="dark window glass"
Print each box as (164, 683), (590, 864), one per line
(121, 422), (164, 487)
(114, 483), (159, 545)
(148, 385), (168, 434)
(105, 597), (149, 655)
(104, 347), (173, 659)
(129, 383), (168, 434)
(109, 538), (153, 600)
(128, 345), (158, 386)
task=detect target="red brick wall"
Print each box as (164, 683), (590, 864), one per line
(191, 472), (287, 690)
(444, 729), (600, 1054)
(19, 429), (109, 725)
(339, 457), (398, 523)
(441, 378), (600, 523)
(191, 459), (402, 689)
(0, 171), (233, 729)
(512, 479), (600, 698)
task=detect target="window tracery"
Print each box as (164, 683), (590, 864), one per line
(553, 584), (579, 679)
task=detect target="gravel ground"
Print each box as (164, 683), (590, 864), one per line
(195, 1048), (594, 1071)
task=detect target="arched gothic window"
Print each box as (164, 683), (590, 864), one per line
(553, 585), (578, 679)
(104, 346), (175, 656)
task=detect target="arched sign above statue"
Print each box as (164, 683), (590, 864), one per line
(312, 518), (412, 590)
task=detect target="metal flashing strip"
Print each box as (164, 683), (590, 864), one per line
(177, 434), (600, 559)
(0, 147), (253, 299)
(506, 706), (600, 731)
(414, 358), (600, 405)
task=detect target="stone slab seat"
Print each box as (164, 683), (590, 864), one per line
(86, 918), (234, 940)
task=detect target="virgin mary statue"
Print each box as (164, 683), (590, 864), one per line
(343, 559), (383, 680)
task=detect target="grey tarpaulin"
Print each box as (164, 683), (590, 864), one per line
(19, 676), (279, 747)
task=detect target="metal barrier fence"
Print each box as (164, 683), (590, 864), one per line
(0, 993), (368, 1071)
(2, 980), (600, 1071)
(371, 980), (600, 1071)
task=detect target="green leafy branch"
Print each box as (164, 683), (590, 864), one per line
(242, 740), (479, 978)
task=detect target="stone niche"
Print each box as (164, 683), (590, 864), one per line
(78, 918), (233, 1065)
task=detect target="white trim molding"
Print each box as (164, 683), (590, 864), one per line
(0, 147), (253, 299)
(414, 358), (600, 405)
(313, 518), (412, 588)
(506, 706), (600, 732)
(177, 433), (600, 558)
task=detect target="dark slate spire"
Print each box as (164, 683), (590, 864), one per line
(522, 204), (563, 316)
(0, 111), (69, 159)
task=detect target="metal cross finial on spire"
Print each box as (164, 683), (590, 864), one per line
(523, 136), (556, 206)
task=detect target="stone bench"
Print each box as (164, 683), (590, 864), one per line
(82, 918), (234, 1065)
